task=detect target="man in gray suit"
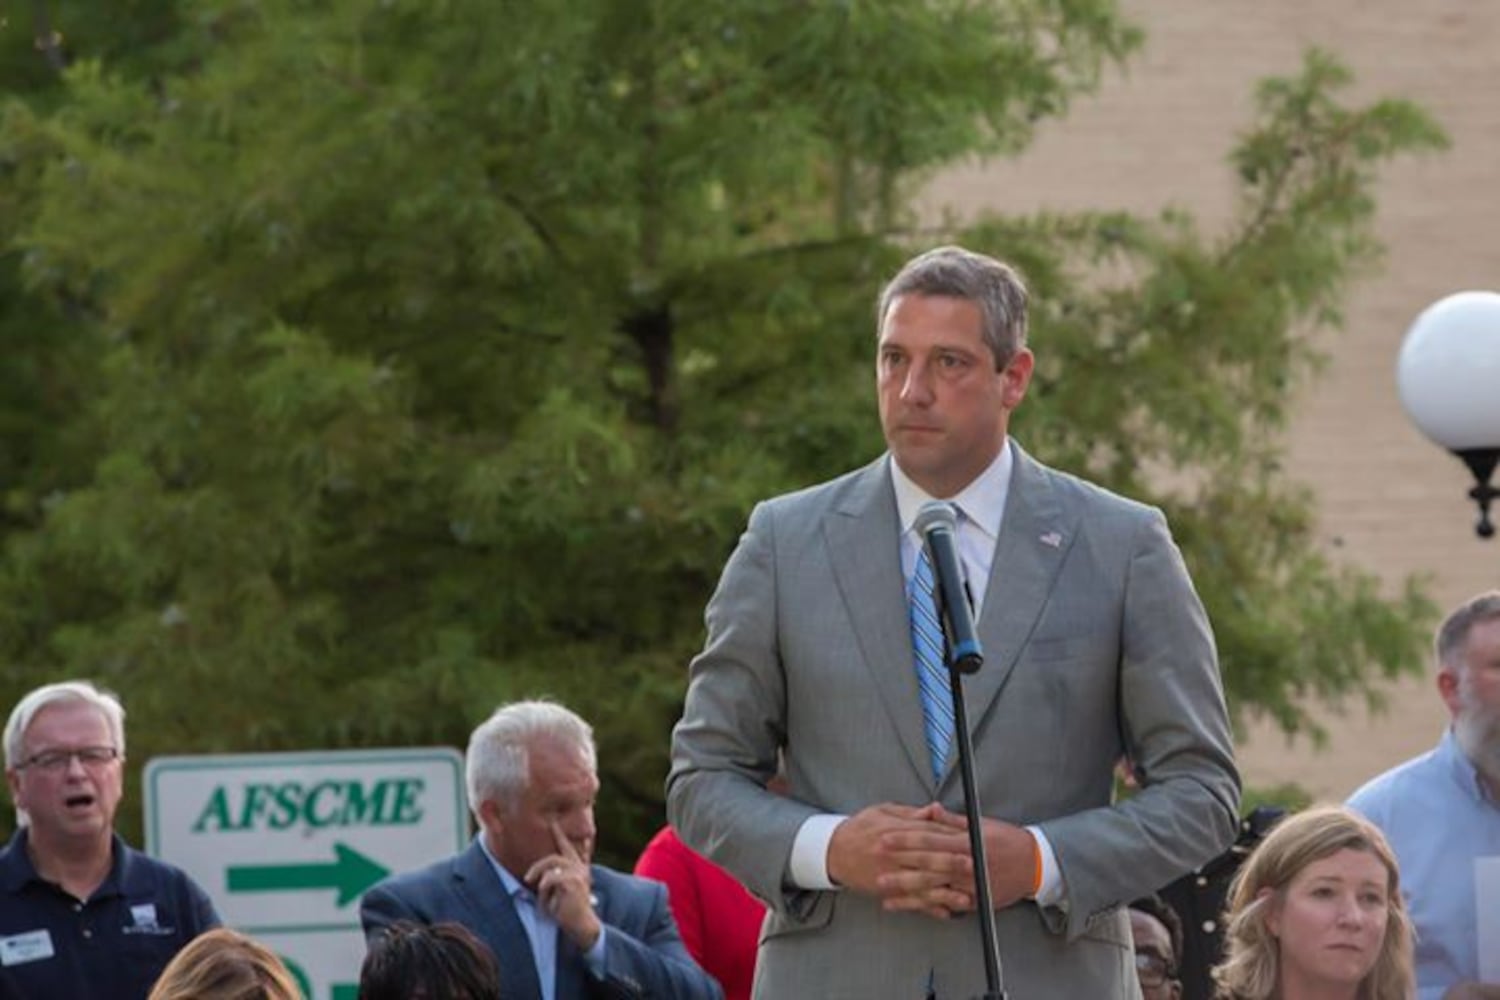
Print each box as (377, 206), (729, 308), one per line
(363, 700), (721, 1000)
(668, 246), (1241, 999)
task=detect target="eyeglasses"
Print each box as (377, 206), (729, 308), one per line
(18, 746), (122, 772)
(1135, 951), (1176, 989)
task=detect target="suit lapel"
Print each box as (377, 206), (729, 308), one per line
(453, 843), (544, 1000)
(944, 445), (1074, 782)
(554, 936), (588, 998)
(824, 458), (935, 788)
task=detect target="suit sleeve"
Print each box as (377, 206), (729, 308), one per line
(1039, 507), (1241, 940)
(360, 879), (422, 945)
(633, 834), (707, 969)
(667, 501), (823, 912)
(600, 879), (724, 1000)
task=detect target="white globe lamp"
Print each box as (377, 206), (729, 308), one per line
(1396, 291), (1500, 537)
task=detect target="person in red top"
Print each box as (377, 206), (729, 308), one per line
(635, 825), (765, 1000)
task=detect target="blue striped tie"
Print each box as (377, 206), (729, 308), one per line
(909, 547), (954, 782)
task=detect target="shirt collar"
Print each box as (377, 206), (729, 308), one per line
(476, 833), (529, 900)
(0, 829), (128, 898)
(891, 440), (1012, 542)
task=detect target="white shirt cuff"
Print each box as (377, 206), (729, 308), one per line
(1026, 825), (1067, 907)
(789, 814), (847, 889)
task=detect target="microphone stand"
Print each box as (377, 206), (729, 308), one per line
(946, 651), (1007, 1000)
(916, 501), (1008, 999)
(927, 564), (1006, 1000)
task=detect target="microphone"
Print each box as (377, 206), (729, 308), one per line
(914, 501), (984, 674)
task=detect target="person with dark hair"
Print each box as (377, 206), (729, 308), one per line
(359, 920), (500, 1000)
(1349, 590), (1500, 1000)
(1131, 894), (1185, 1000)
(669, 244), (1240, 998)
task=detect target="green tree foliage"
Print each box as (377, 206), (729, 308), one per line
(0, 1), (1445, 859)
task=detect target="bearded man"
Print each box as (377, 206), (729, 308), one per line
(1349, 591), (1500, 1000)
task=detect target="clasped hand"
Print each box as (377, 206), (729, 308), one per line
(827, 803), (1036, 920)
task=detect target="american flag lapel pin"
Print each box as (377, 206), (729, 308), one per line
(1039, 531), (1062, 548)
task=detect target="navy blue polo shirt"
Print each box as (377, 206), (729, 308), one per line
(0, 829), (220, 1000)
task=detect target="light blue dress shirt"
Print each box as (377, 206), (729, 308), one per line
(1348, 729), (1500, 1000)
(478, 836), (607, 1000)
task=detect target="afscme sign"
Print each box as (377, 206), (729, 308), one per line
(190, 776), (427, 831)
(145, 748), (468, 1000)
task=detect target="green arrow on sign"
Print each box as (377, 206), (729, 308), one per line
(226, 842), (389, 907)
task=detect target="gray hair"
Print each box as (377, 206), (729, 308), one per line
(4, 680), (126, 770)
(1435, 590), (1500, 675)
(464, 699), (595, 818)
(876, 245), (1029, 367)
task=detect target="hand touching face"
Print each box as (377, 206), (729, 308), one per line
(482, 737), (601, 947)
(525, 819), (601, 949)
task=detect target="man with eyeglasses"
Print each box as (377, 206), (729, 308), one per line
(0, 680), (219, 999)
(1129, 894), (1184, 1000)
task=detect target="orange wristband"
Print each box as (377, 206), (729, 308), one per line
(1030, 834), (1043, 898)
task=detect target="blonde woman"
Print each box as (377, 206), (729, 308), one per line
(1213, 805), (1415, 1000)
(147, 928), (300, 1000)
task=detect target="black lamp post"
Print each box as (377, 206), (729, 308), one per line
(1397, 291), (1500, 538)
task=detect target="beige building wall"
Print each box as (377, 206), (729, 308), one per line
(920, 0), (1500, 799)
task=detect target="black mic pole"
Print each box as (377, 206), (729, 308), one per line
(915, 502), (1006, 1000)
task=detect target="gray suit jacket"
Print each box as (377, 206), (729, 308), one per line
(667, 444), (1240, 1000)
(360, 842), (722, 1000)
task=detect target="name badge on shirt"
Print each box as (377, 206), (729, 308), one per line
(123, 901), (173, 936)
(0, 929), (55, 967)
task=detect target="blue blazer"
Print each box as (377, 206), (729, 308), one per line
(360, 842), (722, 1000)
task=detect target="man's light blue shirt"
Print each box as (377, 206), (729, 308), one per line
(1348, 729), (1500, 1000)
(478, 836), (607, 1000)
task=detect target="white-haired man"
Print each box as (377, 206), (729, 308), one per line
(361, 699), (721, 1000)
(0, 681), (219, 999)
(1349, 591), (1500, 1000)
